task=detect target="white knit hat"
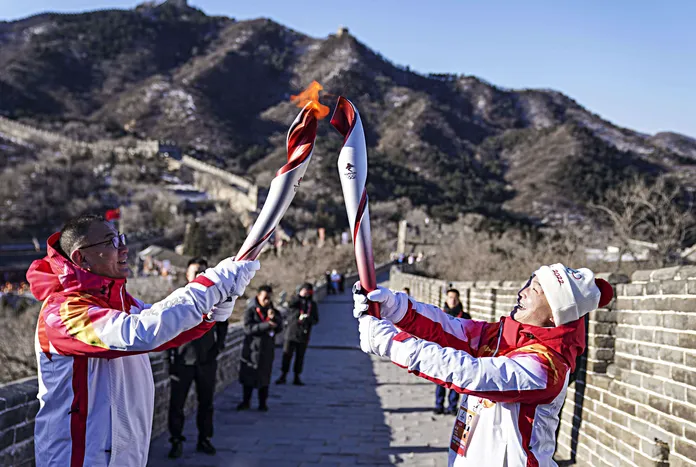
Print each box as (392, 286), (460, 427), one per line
(535, 263), (614, 326)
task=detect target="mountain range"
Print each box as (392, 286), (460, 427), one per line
(1, 0), (695, 235)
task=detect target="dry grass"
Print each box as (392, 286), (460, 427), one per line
(0, 299), (40, 383)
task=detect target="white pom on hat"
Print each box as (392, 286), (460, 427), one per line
(535, 264), (614, 326)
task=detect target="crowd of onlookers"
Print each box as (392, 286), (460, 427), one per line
(1, 281), (30, 295)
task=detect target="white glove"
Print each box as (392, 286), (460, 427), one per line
(353, 282), (409, 323)
(207, 299), (235, 322)
(358, 315), (399, 358)
(203, 258), (260, 306)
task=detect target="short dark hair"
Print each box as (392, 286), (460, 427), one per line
(446, 288), (460, 297)
(59, 214), (106, 258)
(187, 257), (208, 269)
(257, 284), (273, 294)
(300, 282), (313, 292)
(403, 287), (411, 294)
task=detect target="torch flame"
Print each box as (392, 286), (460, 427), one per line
(291, 81), (330, 119)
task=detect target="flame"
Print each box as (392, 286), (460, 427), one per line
(291, 81), (330, 119)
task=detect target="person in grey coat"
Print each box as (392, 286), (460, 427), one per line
(237, 285), (282, 411)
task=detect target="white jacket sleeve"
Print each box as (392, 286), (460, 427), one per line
(43, 261), (255, 356)
(394, 298), (486, 355)
(361, 317), (567, 405)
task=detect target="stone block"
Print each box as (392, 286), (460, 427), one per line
(666, 298), (696, 314)
(623, 283), (645, 296)
(646, 282), (661, 295)
(0, 386), (29, 408)
(589, 348), (615, 361)
(672, 367), (696, 386)
(672, 402), (696, 425)
(674, 265), (696, 280)
(655, 330), (680, 346)
(591, 336), (615, 348)
(674, 439), (696, 463)
(591, 309), (617, 323)
(658, 347), (684, 365)
(0, 407), (26, 432)
(635, 404), (659, 425)
(634, 451), (661, 467)
(663, 313), (689, 329)
(661, 280), (688, 295)
(632, 359), (655, 376)
(632, 270), (653, 282)
(617, 311), (641, 325)
(687, 279), (696, 295)
(637, 345), (659, 360)
(13, 422), (33, 444)
(651, 267), (682, 281)
(678, 332), (696, 350)
(589, 322), (615, 335)
(640, 312), (663, 327)
(0, 428), (14, 451)
(642, 376), (664, 395)
(633, 327), (655, 342)
(647, 394), (670, 414)
(665, 381), (687, 400)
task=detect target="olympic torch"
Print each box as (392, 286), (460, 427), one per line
(330, 97), (380, 318)
(236, 82), (328, 260)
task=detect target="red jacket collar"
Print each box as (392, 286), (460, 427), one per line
(27, 232), (128, 308)
(500, 315), (586, 372)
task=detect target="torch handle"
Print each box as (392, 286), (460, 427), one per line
(352, 282), (380, 318)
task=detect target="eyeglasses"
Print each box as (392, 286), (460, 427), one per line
(78, 233), (127, 251)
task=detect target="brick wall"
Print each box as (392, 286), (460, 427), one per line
(0, 323), (245, 467)
(391, 266), (696, 466)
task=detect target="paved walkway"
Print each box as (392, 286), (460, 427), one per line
(148, 273), (452, 466)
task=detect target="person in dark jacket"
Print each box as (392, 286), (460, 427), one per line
(237, 285), (282, 411)
(168, 258), (229, 458)
(434, 288), (471, 415)
(276, 283), (319, 386)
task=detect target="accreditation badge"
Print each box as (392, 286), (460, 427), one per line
(450, 397), (486, 457)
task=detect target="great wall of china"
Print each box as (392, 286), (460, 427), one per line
(0, 115), (259, 217)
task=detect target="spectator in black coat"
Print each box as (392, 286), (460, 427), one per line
(237, 285), (283, 412)
(434, 288), (471, 415)
(168, 258), (228, 458)
(276, 283), (319, 386)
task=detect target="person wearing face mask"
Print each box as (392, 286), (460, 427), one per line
(237, 285), (283, 412)
(434, 288), (471, 415)
(27, 214), (260, 467)
(276, 283), (319, 386)
(353, 265), (613, 467)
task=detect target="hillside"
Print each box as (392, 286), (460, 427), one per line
(1, 0), (695, 236)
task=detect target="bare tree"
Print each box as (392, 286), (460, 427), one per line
(591, 174), (696, 268)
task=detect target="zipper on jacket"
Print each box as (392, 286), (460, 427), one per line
(492, 321), (504, 357)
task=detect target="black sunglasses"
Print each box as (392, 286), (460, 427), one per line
(78, 233), (127, 251)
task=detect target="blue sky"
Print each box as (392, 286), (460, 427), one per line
(1, 0), (694, 137)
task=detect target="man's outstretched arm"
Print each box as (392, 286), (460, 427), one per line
(43, 259), (258, 357)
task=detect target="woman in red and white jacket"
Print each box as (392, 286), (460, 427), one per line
(354, 264), (613, 467)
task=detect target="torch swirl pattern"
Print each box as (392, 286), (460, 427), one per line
(331, 97), (380, 318)
(236, 104), (317, 260)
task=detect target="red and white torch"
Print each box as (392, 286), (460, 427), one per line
(331, 97), (380, 318)
(236, 82), (329, 260)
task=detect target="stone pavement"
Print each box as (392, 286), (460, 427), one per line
(148, 273), (452, 466)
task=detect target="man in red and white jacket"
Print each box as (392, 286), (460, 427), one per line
(354, 264), (613, 467)
(27, 214), (260, 466)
